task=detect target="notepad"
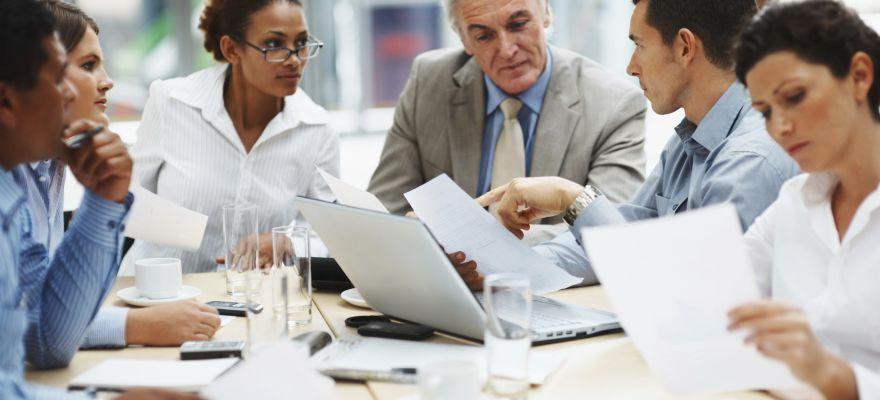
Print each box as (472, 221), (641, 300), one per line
(69, 358), (238, 392)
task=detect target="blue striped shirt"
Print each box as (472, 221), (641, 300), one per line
(12, 163), (128, 349)
(0, 168), (131, 399)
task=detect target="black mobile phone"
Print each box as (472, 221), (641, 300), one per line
(180, 341), (246, 360)
(206, 300), (263, 317)
(357, 321), (434, 341)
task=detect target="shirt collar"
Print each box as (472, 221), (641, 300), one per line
(674, 82), (751, 152)
(484, 48), (553, 115)
(0, 168), (26, 230)
(168, 64), (329, 127)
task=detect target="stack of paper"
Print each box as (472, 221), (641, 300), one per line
(580, 205), (804, 394)
(69, 358), (238, 392)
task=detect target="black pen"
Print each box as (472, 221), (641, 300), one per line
(64, 126), (104, 149)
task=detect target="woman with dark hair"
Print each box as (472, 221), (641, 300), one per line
(728, 1), (880, 398)
(18, 0), (221, 351)
(127, 0), (339, 275)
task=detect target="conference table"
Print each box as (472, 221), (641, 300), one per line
(26, 272), (774, 399)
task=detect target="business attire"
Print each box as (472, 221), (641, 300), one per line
(746, 173), (880, 398)
(11, 163), (128, 349)
(0, 169), (130, 399)
(126, 65), (340, 274)
(368, 46), (647, 220)
(547, 83), (800, 284)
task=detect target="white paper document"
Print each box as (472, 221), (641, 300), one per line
(404, 175), (580, 294)
(203, 342), (335, 400)
(125, 185), (209, 251)
(314, 336), (565, 385)
(580, 205), (803, 394)
(316, 166), (389, 213)
(69, 358), (238, 392)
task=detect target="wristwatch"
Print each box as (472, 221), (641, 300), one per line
(563, 185), (604, 226)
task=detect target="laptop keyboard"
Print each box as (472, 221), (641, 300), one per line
(475, 295), (602, 331)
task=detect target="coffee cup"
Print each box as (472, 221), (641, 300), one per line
(135, 258), (182, 299)
(419, 360), (482, 400)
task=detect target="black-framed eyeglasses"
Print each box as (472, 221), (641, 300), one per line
(233, 35), (324, 63)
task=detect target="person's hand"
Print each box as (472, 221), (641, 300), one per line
(61, 119), (132, 203)
(477, 177), (584, 239)
(728, 301), (857, 399)
(115, 389), (202, 400)
(215, 232), (274, 271)
(125, 301), (221, 346)
(448, 251), (483, 291)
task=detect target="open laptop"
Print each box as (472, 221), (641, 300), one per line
(295, 197), (621, 345)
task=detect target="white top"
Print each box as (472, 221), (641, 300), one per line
(125, 64), (339, 273)
(746, 173), (880, 398)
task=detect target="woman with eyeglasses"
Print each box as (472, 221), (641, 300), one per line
(728, 1), (880, 398)
(126, 0), (338, 273)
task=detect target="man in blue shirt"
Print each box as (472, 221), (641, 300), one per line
(11, 161), (220, 349)
(0, 1), (195, 399)
(458, 0), (800, 288)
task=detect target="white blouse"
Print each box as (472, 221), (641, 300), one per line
(124, 64), (339, 273)
(746, 172), (880, 398)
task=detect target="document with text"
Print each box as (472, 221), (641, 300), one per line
(580, 205), (804, 394)
(405, 175), (580, 294)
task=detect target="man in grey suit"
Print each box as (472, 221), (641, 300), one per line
(368, 0), (647, 223)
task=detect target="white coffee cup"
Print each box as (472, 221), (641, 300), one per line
(135, 258), (183, 299)
(419, 360), (482, 400)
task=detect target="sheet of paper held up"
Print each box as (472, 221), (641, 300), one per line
(124, 185), (209, 251)
(316, 166), (389, 213)
(404, 175), (580, 294)
(580, 205), (803, 394)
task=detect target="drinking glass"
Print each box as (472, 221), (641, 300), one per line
(271, 225), (313, 336)
(484, 273), (532, 399)
(222, 203), (259, 297)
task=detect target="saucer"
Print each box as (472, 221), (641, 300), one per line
(116, 285), (202, 307)
(340, 288), (370, 309)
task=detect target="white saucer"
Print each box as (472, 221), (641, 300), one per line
(340, 288), (370, 309)
(116, 285), (202, 307)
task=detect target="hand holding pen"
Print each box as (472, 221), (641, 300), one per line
(61, 119), (133, 204)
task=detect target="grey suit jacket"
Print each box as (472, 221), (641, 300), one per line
(368, 46), (647, 222)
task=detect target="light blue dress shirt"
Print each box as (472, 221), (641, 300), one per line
(477, 50), (553, 195)
(534, 82), (801, 284)
(0, 167), (131, 399)
(11, 164), (128, 349)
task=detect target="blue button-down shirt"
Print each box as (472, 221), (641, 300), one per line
(477, 50), (553, 195)
(0, 168), (130, 399)
(11, 163), (128, 349)
(534, 82), (801, 284)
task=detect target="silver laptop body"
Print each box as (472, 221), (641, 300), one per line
(295, 197), (620, 344)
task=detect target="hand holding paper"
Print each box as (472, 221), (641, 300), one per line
(580, 205), (804, 394)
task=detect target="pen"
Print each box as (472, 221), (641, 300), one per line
(321, 367), (419, 384)
(64, 126), (104, 149)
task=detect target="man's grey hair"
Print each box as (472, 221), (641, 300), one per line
(440, 0), (550, 34)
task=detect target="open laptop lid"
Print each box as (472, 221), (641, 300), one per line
(295, 197), (487, 341)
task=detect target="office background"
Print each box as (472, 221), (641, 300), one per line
(68, 0), (880, 193)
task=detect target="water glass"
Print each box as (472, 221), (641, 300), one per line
(484, 273), (532, 399)
(222, 203), (259, 297)
(271, 225), (313, 335)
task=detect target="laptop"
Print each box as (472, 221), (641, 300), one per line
(295, 197), (621, 345)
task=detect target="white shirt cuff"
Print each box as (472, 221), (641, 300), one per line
(79, 307), (129, 349)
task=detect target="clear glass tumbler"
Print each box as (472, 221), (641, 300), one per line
(484, 273), (532, 399)
(271, 225), (312, 336)
(222, 203), (259, 297)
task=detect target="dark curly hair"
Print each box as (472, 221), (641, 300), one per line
(736, 0), (880, 121)
(38, 0), (100, 53)
(0, 0), (57, 90)
(199, 0), (303, 63)
(632, 0), (758, 70)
